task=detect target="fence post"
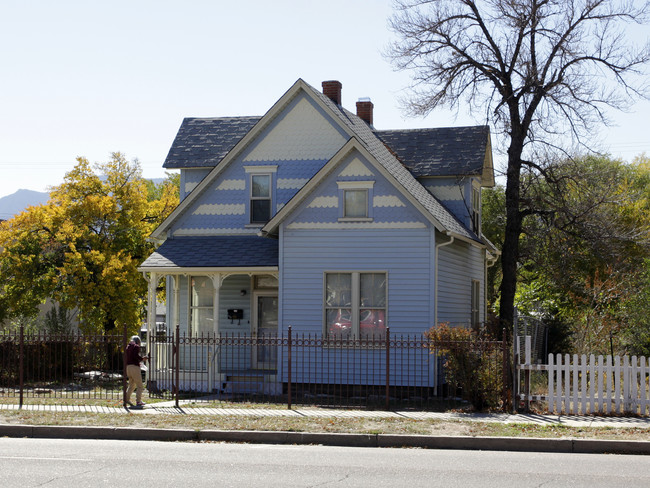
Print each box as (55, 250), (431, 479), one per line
(502, 328), (509, 413)
(287, 325), (292, 410)
(122, 324), (128, 408)
(19, 324), (24, 408)
(385, 327), (390, 411)
(512, 311), (518, 413)
(174, 324), (180, 409)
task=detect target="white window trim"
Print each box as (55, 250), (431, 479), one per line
(244, 165), (278, 174)
(337, 180), (375, 221)
(246, 167), (277, 225)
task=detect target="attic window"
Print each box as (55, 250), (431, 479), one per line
(337, 181), (374, 221)
(344, 190), (367, 218)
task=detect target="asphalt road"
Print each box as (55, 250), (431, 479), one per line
(2, 437), (650, 487)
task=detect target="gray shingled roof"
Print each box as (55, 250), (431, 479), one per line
(163, 117), (261, 169)
(140, 236), (278, 269)
(374, 126), (489, 178)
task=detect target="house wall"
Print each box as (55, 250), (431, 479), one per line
(437, 239), (485, 326)
(280, 226), (434, 386)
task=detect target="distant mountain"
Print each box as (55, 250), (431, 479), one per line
(0, 179), (166, 221)
(0, 189), (50, 220)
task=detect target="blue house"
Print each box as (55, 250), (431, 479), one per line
(139, 79), (497, 392)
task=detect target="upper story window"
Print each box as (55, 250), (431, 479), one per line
(245, 166), (277, 225)
(338, 181), (374, 221)
(251, 174), (271, 223)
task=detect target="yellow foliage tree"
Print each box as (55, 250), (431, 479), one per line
(0, 153), (178, 334)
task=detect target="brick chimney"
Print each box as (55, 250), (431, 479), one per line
(356, 98), (374, 126)
(322, 80), (342, 105)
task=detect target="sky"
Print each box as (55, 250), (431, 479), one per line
(1, 0), (649, 202)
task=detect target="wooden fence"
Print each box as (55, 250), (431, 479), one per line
(517, 336), (650, 416)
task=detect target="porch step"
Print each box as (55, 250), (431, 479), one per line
(222, 375), (281, 395)
(227, 375), (265, 383)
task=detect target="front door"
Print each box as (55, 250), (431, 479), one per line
(253, 293), (278, 370)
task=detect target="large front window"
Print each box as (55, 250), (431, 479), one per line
(190, 276), (214, 336)
(325, 272), (386, 340)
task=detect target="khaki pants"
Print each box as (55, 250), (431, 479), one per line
(126, 364), (144, 404)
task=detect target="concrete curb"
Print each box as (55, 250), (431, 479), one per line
(1, 424), (649, 454)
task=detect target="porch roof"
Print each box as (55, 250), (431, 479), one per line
(139, 236), (278, 271)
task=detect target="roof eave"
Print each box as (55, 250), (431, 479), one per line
(138, 266), (279, 274)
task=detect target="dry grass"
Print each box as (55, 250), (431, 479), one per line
(1, 409), (649, 441)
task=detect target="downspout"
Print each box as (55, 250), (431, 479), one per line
(434, 232), (455, 327)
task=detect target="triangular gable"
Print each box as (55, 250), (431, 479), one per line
(151, 79), (357, 241)
(262, 138), (450, 236)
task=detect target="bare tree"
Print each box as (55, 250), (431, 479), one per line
(387, 0), (650, 327)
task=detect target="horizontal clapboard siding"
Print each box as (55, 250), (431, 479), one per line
(281, 227), (433, 336)
(437, 240), (484, 326)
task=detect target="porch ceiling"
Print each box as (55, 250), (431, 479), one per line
(139, 235), (278, 271)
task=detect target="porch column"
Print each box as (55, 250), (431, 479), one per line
(171, 275), (180, 330)
(210, 273), (222, 334)
(146, 272), (157, 354)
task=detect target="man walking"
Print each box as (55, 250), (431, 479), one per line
(125, 335), (148, 407)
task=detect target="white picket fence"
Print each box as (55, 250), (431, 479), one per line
(516, 336), (650, 416)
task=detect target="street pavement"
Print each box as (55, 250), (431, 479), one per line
(1, 402), (649, 454)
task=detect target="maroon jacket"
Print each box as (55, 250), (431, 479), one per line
(125, 342), (144, 366)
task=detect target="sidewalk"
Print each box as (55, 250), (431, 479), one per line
(2, 403), (649, 454)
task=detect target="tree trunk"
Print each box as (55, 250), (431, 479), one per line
(499, 135), (525, 329)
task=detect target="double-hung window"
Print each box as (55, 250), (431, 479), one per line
(190, 276), (214, 337)
(250, 174), (271, 223)
(325, 272), (387, 340)
(245, 165), (277, 225)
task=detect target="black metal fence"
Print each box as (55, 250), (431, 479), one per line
(0, 325), (509, 411)
(147, 325), (509, 411)
(0, 326), (126, 405)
